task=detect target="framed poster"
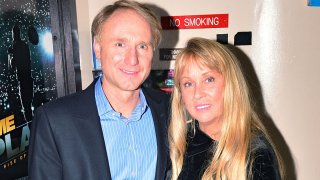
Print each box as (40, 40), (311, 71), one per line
(0, 0), (80, 178)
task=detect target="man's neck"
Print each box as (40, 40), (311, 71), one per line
(102, 83), (140, 118)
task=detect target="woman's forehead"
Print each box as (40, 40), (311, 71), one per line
(182, 55), (215, 71)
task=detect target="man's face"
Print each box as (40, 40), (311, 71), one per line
(94, 9), (153, 93)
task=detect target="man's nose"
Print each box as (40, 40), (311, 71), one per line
(124, 47), (139, 66)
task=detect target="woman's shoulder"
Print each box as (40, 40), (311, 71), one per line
(249, 134), (281, 180)
(251, 134), (273, 152)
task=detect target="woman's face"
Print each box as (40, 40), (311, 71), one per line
(179, 59), (225, 136)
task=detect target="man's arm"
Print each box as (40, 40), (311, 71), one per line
(28, 106), (62, 179)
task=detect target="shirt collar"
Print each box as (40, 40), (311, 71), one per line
(95, 77), (113, 117)
(95, 76), (149, 119)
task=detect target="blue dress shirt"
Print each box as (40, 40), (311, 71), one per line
(95, 77), (157, 179)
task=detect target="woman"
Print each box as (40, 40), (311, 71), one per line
(168, 37), (284, 180)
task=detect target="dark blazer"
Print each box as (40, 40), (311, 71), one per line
(28, 80), (170, 180)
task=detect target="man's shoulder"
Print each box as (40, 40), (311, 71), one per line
(42, 91), (81, 108)
(142, 86), (170, 101)
(38, 81), (95, 113)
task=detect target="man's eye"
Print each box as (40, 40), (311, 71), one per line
(116, 43), (124, 47)
(138, 43), (148, 50)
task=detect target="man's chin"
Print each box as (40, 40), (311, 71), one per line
(120, 83), (142, 92)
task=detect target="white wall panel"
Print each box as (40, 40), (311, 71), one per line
(76, 0), (320, 179)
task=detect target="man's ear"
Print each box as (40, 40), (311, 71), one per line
(93, 38), (101, 59)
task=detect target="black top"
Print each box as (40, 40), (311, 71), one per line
(175, 125), (281, 180)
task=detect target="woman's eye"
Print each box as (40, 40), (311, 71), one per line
(205, 77), (215, 83)
(183, 82), (192, 88)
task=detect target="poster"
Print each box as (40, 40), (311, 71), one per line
(0, 0), (57, 178)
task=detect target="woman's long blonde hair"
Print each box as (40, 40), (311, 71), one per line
(169, 37), (284, 180)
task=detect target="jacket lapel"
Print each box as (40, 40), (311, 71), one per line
(78, 81), (168, 179)
(78, 80), (112, 179)
(142, 87), (170, 180)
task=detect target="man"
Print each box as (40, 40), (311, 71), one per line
(28, 0), (170, 179)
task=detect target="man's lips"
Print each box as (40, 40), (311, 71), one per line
(120, 68), (138, 75)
